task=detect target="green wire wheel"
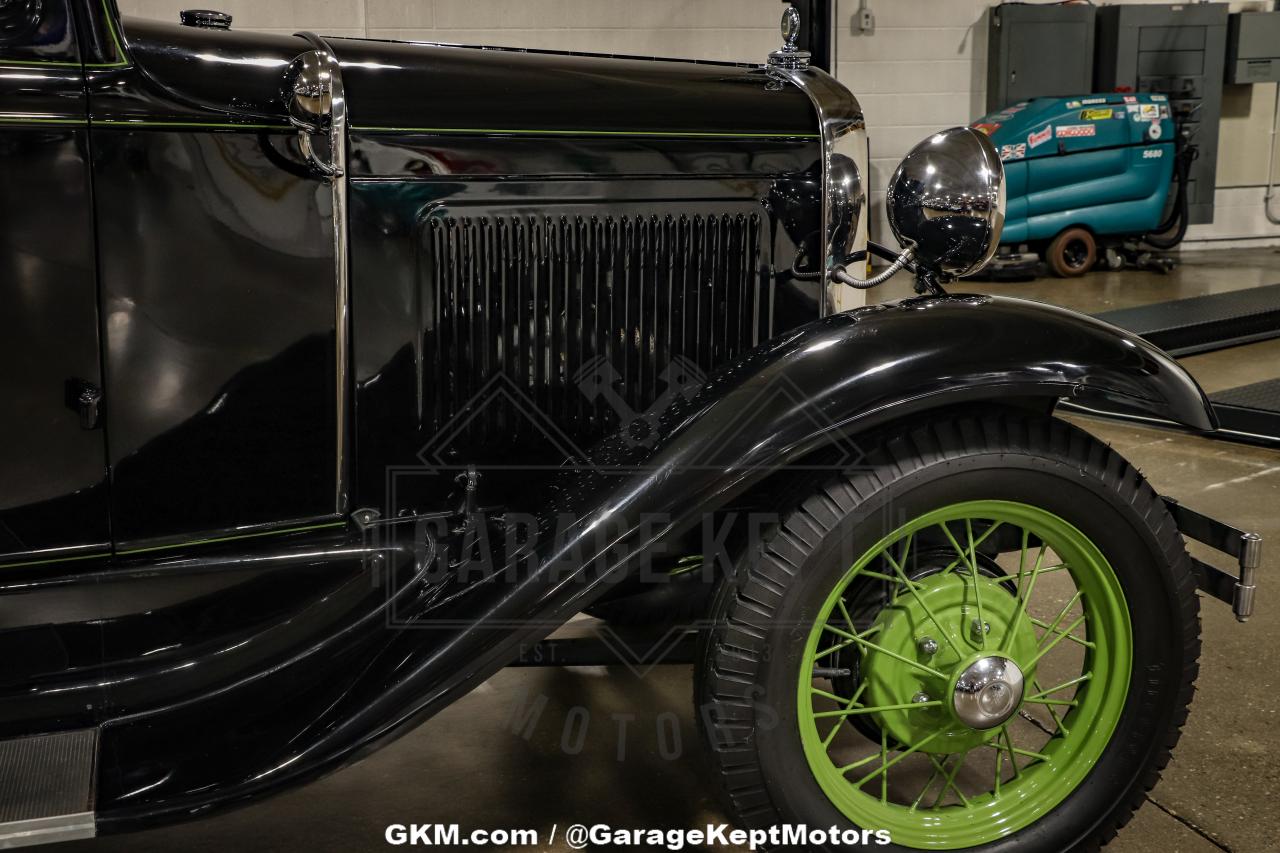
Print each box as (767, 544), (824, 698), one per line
(796, 501), (1130, 849)
(697, 414), (1200, 852)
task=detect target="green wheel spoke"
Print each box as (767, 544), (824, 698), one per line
(818, 621), (878, 659)
(816, 637), (856, 658)
(881, 545), (965, 651)
(929, 754), (971, 809)
(963, 519), (987, 649)
(1000, 727), (1021, 776)
(1027, 613), (1092, 668)
(814, 700), (942, 718)
(1040, 590), (1084, 645)
(1002, 537), (1047, 653)
(1027, 677), (1074, 737)
(939, 520), (1005, 578)
(823, 681), (869, 747)
(854, 728), (946, 789)
(1029, 617), (1095, 650)
(938, 520), (1002, 646)
(881, 729), (889, 803)
(834, 594), (855, 635)
(1014, 527), (1030, 597)
(822, 623), (947, 679)
(810, 686), (850, 704)
(855, 568), (909, 585)
(910, 762), (945, 812)
(836, 749), (882, 774)
(986, 739), (1050, 764)
(1028, 672), (1092, 700)
(1017, 564), (1071, 589)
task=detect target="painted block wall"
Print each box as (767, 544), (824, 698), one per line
(117, 0), (1280, 249)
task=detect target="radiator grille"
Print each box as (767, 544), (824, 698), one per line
(418, 211), (772, 450)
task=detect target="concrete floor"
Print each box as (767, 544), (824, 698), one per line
(59, 249), (1280, 852)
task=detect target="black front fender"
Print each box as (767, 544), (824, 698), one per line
(98, 294), (1213, 828)
(344, 293), (1213, 768)
(710, 292), (1217, 455)
(533, 292), (1214, 590)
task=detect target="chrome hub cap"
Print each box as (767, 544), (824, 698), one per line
(952, 656), (1025, 729)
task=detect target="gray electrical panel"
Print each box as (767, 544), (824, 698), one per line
(1096, 3), (1228, 225)
(986, 3), (1096, 113)
(1227, 11), (1280, 84)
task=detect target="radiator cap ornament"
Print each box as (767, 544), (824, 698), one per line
(769, 4), (810, 69)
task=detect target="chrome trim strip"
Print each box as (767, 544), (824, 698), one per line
(0, 813), (95, 849)
(296, 32), (352, 515)
(768, 66), (865, 315)
(112, 513), (346, 557)
(0, 542), (108, 565)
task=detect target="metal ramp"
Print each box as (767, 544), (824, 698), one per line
(0, 730), (96, 849)
(1211, 378), (1280, 447)
(1093, 283), (1280, 357)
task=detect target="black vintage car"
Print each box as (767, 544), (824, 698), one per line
(0, 1), (1263, 850)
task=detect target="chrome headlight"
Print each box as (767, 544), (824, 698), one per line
(283, 50), (334, 133)
(887, 127), (1005, 277)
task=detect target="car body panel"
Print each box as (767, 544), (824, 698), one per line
(0, 0), (109, 561)
(0, 0), (1223, 839)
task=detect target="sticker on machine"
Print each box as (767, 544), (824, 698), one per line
(972, 122), (1001, 135)
(1137, 104), (1160, 120)
(1123, 95), (1138, 103)
(1080, 108), (1113, 121)
(1055, 124), (1096, 138)
(1080, 97), (1108, 105)
(1151, 93), (1168, 102)
(1126, 103), (1140, 114)
(1000, 143), (1027, 161)
(1065, 100), (1082, 109)
(1027, 126), (1052, 148)
(1148, 120), (1163, 140)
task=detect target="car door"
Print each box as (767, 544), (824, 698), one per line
(0, 0), (111, 566)
(85, 14), (340, 546)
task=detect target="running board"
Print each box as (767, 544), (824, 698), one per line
(0, 730), (97, 848)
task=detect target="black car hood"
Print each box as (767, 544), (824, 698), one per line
(118, 18), (817, 138)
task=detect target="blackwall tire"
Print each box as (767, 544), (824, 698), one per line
(1047, 228), (1097, 277)
(695, 413), (1199, 852)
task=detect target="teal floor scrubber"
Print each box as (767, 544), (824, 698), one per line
(971, 93), (1196, 277)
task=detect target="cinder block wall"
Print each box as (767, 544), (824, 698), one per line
(117, 0), (780, 60)
(836, 0), (1280, 250)
(117, 0), (1280, 249)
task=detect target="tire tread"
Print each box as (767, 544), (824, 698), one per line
(695, 413), (1200, 852)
